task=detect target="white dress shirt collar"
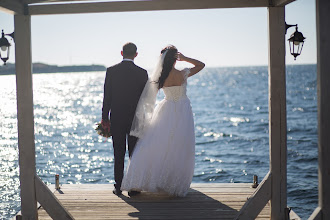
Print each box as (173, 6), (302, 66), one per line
(122, 58), (134, 63)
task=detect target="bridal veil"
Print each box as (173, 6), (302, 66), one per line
(130, 51), (168, 138)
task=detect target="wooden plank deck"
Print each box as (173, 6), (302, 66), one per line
(36, 183), (300, 220)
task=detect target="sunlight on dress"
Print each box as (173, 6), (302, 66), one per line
(121, 69), (195, 197)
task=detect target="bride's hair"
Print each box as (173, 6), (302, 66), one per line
(157, 45), (178, 89)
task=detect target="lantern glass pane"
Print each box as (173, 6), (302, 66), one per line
(297, 42), (304, 55)
(289, 41), (293, 54)
(0, 47), (9, 59)
(292, 42), (297, 54)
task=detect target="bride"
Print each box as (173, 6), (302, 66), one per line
(121, 45), (205, 197)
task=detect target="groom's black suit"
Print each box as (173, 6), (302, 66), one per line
(102, 60), (148, 190)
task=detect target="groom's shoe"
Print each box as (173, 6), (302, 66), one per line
(128, 190), (141, 197)
(113, 188), (122, 196)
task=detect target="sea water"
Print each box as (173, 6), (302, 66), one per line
(0, 64), (317, 219)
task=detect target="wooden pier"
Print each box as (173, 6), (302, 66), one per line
(35, 183), (300, 220)
(2, 0), (329, 219)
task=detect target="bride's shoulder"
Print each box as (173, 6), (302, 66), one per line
(179, 68), (191, 78)
(170, 69), (189, 80)
(175, 68), (190, 75)
(172, 68), (188, 74)
(172, 69), (184, 78)
(181, 68), (191, 73)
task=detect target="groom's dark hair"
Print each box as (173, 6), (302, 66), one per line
(122, 42), (137, 57)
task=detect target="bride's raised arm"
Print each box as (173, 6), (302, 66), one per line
(177, 52), (205, 77)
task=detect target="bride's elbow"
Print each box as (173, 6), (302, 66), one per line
(198, 62), (205, 70)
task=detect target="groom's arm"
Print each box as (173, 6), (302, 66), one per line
(102, 68), (112, 121)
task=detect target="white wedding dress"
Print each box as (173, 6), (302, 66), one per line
(121, 69), (195, 197)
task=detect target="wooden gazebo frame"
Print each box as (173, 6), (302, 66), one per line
(0, 0), (329, 219)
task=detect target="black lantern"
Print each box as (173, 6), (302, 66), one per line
(286, 24), (306, 60)
(0, 30), (14, 65)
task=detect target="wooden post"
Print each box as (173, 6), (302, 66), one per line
(268, 6), (287, 220)
(312, 0), (330, 219)
(234, 172), (271, 219)
(35, 175), (74, 220)
(14, 14), (38, 220)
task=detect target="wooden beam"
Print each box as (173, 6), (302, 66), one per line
(268, 6), (287, 220)
(308, 207), (322, 220)
(290, 210), (302, 220)
(35, 175), (74, 220)
(314, 0), (330, 219)
(24, 0), (57, 4)
(234, 172), (271, 219)
(28, 0), (270, 15)
(272, 0), (296, 7)
(24, 0), (98, 4)
(14, 14), (38, 219)
(0, 0), (25, 15)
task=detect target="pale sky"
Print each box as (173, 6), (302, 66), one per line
(0, 0), (316, 69)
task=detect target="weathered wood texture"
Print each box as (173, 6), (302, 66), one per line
(28, 0), (269, 15)
(35, 183), (300, 220)
(268, 6), (287, 220)
(14, 14), (38, 220)
(0, 0), (25, 14)
(35, 175), (74, 220)
(234, 172), (271, 219)
(0, 0), (297, 15)
(36, 183), (267, 220)
(315, 0), (330, 219)
(272, 0), (296, 6)
(24, 0), (298, 6)
(308, 207), (322, 220)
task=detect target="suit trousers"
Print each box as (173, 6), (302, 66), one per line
(112, 127), (138, 190)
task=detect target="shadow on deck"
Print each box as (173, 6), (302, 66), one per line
(34, 183), (299, 220)
(121, 188), (238, 219)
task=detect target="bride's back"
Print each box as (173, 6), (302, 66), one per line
(163, 69), (184, 88)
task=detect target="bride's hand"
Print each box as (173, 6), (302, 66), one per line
(177, 52), (186, 61)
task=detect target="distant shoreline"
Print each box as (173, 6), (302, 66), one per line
(0, 63), (106, 75)
(0, 63), (316, 76)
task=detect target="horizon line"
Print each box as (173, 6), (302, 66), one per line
(1, 62), (317, 69)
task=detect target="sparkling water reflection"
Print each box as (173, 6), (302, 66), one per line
(0, 65), (317, 219)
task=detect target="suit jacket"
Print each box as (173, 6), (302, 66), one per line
(102, 60), (148, 133)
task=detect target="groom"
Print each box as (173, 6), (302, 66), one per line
(102, 42), (148, 196)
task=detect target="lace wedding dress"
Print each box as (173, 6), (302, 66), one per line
(121, 69), (195, 197)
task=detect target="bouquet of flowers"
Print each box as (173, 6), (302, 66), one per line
(95, 120), (111, 138)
